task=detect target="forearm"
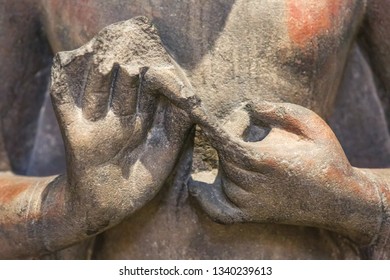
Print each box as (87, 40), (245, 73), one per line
(270, 165), (381, 246)
(305, 167), (389, 247)
(319, 167), (384, 245)
(0, 173), (57, 258)
(357, 168), (390, 258)
(0, 170), (131, 259)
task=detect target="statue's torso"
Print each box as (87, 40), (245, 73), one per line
(42, 0), (366, 116)
(39, 0), (367, 259)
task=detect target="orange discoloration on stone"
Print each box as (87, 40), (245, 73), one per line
(0, 179), (30, 204)
(287, 0), (343, 47)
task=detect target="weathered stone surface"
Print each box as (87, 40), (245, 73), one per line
(1, 0), (390, 260)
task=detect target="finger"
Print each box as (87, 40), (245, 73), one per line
(196, 115), (261, 170)
(188, 171), (245, 224)
(142, 67), (201, 113)
(50, 50), (93, 125)
(143, 67), (268, 169)
(82, 63), (114, 121)
(110, 65), (139, 116)
(156, 99), (192, 144)
(138, 66), (196, 144)
(246, 101), (324, 140)
(136, 67), (159, 121)
(193, 108), (282, 173)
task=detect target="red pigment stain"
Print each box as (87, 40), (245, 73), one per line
(287, 0), (343, 47)
(0, 179), (30, 204)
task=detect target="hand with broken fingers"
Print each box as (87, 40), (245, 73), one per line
(51, 57), (193, 215)
(185, 101), (384, 245)
(47, 29), (195, 246)
(0, 18), (196, 258)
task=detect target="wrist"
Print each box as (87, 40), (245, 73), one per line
(357, 168), (390, 257)
(40, 171), (130, 252)
(67, 163), (149, 223)
(303, 166), (382, 245)
(342, 168), (385, 245)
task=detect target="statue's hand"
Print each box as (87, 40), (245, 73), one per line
(50, 18), (192, 220)
(188, 101), (379, 243)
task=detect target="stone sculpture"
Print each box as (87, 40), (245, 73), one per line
(0, 0), (390, 259)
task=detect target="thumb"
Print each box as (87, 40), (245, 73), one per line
(188, 169), (244, 224)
